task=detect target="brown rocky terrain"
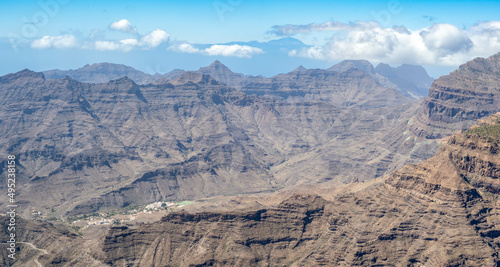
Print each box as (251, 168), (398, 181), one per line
(96, 114), (500, 266)
(2, 113), (500, 266)
(411, 52), (500, 139)
(0, 62), (427, 218)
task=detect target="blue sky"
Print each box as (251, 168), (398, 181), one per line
(1, 0), (500, 78)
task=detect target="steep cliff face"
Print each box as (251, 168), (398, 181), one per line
(412, 52), (500, 139)
(99, 113), (500, 266)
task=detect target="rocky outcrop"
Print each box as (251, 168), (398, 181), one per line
(412, 52), (500, 139)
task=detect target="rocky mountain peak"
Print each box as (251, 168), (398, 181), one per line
(197, 60), (243, 87)
(0, 69), (45, 84)
(328, 59), (376, 74)
(172, 71), (218, 86)
(453, 52), (500, 79)
(43, 63), (154, 84)
(292, 65), (307, 72)
(109, 75), (137, 85)
(199, 60), (233, 73)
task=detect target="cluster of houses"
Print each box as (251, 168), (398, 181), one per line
(86, 218), (114, 226)
(144, 201), (175, 211)
(70, 201), (182, 227)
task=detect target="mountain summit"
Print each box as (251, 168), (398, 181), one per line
(197, 60), (246, 88)
(43, 62), (156, 84)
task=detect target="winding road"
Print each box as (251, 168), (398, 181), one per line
(19, 242), (48, 267)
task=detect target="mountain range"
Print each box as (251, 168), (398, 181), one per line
(0, 62), (421, 217)
(1, 52), (500, 266)
(43, 59), (434, 99)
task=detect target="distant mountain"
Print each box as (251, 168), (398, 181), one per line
(292, 65), (307, 72)
(241, 67), (411, 109)
(8, 52), (499, 218)
(160, 68), (185, 80)
(43, 63), (157, 84)
(197, 60), (247, 88)
(328, 60), (434, 98)
(328, 59), (376, 74)
(375, 63), (434, 98)
(42, 59), (435, 101)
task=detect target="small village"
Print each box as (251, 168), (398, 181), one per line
(63, 201), (193, 229)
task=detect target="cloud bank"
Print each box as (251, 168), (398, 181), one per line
(277, 21), (500, 66)
(31, 35), (78, 49)
(168, 43), (264, 58)
(31, 19), (169, 52)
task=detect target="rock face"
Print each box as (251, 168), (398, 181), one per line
(411, 52), (500, 139)
(96, 113), (500, 266)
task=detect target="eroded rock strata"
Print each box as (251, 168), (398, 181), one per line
(2, 114), (500, 266)
(97, 113), (500, 266)
(412, 52), (500, 139)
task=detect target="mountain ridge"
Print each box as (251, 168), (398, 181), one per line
(41, 59), (434, 99)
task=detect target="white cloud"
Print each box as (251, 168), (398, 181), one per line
(170, 43), (199, 53)
(278, 21), (500, 66)
(168, 43), (264, 58)
(93, 29), (169, 52)
(205, 44), (263, 57)
(31, 19), (169, 52)
(109, 19), (137, 34)
(140, 29), (169, 48)
(31, 35), (78, 49)
(95, 40), (121, 51)
(32, 27), (169, 52)
(270, 21), (379, 36)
